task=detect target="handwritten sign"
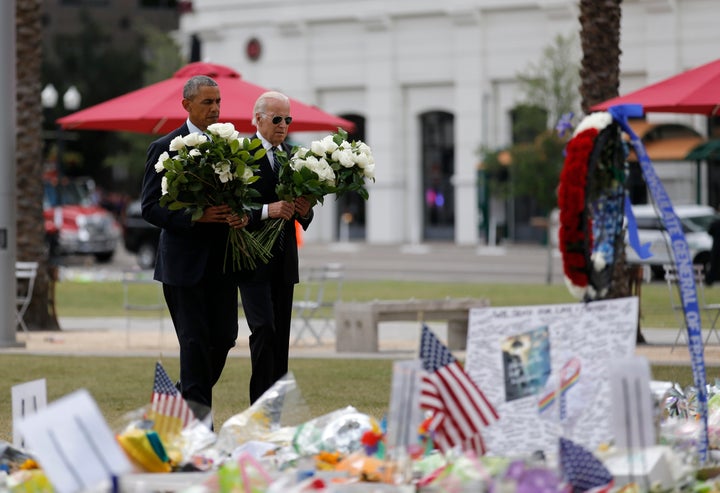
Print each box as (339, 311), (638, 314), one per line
(16, 389), (132, 493)
(465, 296), (638, 456)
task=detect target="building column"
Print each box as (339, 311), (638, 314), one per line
(362, 15), (405, 244)
(451, 8), (483, 245)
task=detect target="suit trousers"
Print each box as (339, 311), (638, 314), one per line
(163, 276), (239, 410)
(239, 279), (295, 403)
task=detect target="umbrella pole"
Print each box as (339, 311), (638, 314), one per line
(697, 159), (702, 205)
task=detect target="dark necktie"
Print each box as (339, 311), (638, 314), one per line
(270, 146), (280, 177)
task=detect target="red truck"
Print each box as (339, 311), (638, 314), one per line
(43, 175), (121, 263)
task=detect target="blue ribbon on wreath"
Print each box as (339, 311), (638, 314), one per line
(624, 195), (653, 260)
(608, 103), (709, 463)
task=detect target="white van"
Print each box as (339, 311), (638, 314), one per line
(626, 204), (718, 279)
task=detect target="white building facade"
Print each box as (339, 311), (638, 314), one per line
(177, 0), (720, 245)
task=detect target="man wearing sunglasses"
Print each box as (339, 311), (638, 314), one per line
(240, 91), (314, 403)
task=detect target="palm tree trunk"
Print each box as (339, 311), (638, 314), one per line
(579, 0), (631, 301)
(16, 0), (59, 330)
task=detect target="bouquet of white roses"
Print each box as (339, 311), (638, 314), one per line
(320, 127), (375, 199)
(154, 122), (271, 271)
(254, 127), (375, 251)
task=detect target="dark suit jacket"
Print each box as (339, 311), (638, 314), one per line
(243, 138), (313, 284)
(141, 123), (231, 286)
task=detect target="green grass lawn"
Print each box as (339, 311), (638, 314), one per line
(54, 277), (713, 330)
(1, 278), (714, 443)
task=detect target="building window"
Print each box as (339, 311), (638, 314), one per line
(421, 111), (455, 240)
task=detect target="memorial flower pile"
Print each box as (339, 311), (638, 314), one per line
(154, 122), (271, 271)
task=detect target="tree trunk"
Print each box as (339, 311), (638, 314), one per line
(579, 0), (630, 300)
(16, 0), (59, 330)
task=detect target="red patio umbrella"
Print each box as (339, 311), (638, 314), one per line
(57, 62), (355, 134)
(591, 58), (720, 115)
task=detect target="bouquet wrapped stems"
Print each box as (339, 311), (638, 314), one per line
(253, 217), (287, 253)
(226, 227), (273, 271)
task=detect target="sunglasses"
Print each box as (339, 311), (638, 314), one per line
(264, 114), (292, 125)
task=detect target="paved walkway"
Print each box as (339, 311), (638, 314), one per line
(5, 316), (720, 367)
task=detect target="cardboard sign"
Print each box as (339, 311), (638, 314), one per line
(465, 297), (638, 456)
(16, 389), (132, 493)
(386, 360), (423, 451)
(609, 356), (656, 450)
(12, 378), (47, 448)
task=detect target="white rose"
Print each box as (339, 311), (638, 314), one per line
(214, 162), (233, 183)
(169, 135), (186, 152)
(189, 148), (201, 157)
(310, 139), (328, 156)
(183, 132), (207, 147)
(154, 152), (169, 173)
(207, 122), (236, 140)
(336, 149), (356, 168)
(291, 158), (305, 172)
(321, 135), (339, 153)
(161, 176), (168, 195)
(353, 152), (371, 169)
(364, 163), (375, 179)
(241, 167), (254, 182)
(292, 147), (309, 160)
(356, 142), (372, 155)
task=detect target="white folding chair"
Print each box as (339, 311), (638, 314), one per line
(662, 264), (687, 351)
(291, 263), (344, 346)
(122, 269), (165, 347)
(15, 261), (38, 333)
(693, 266), (720, 346)
(664, 264), (720, 351)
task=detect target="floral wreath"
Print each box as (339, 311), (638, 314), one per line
(557, 112), (627, 300)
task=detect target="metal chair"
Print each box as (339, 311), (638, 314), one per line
(291, 263), (344, 346)
(663, 264), (720, 351)
(122, 269), (165, 347)
(15, 261), (39, 333)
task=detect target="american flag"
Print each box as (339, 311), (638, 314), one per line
(419, 325), (499, 455)
(559, 437), (614, 493)
(149, 361), (195, 443)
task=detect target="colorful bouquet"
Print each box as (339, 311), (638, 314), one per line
(154, 122), (271, 271)
(254, 127), (376, 251)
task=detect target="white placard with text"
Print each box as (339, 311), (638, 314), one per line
(465, 296), (638, 456)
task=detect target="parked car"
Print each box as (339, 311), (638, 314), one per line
(626, 204), (718, 279)
(122, 200), (160, 269)
(44, 177), (120, 263)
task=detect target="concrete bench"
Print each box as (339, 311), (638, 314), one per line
(335, 298), (490, 353)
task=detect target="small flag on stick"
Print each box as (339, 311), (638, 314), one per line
(419, 325), (499, 455)
(148, 361), (195, 443)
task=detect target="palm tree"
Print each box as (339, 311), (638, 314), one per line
(16, 0), (59, 330)
(578, 0), (631, 301)
(579, 0), (622, 114)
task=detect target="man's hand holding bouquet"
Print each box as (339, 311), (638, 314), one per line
(154, 122), (272, 271)
(254, 128), (376, 250)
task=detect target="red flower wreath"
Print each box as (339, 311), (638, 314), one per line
(557, 127), (599, 297)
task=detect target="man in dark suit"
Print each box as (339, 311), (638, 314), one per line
(140, 75), (248, 416)
(240, 91), (314, 403)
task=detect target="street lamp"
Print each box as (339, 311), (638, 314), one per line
(41, 83), (81, 179)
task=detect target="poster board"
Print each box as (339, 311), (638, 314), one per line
(465, 296), (638, 456)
